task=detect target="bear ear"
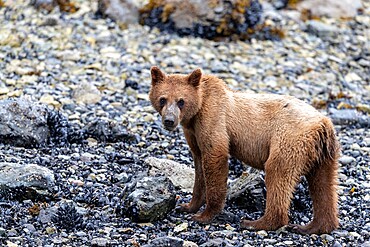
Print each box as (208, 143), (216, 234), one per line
(188, 68), (202, 87)
(151, 66), (165, 85)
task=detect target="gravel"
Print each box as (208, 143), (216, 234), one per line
(0, 0), (369, 246)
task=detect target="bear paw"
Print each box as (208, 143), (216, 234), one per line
(176, 203), (199, 213)
(192, 213), (214, 224)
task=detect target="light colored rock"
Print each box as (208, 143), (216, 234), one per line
(72, 82), (102, 105)
(297, 0), (362, 18)
(306, 20), (341, 38)
(339, 156), (356, 165)
(174, 222), (188, 233)
(146, 157), (195, 193)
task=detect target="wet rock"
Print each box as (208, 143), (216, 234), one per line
(0, 162), (55, 200)
(297, 0), (363, 18)
(0, 99), (49, 147)
(142, 236), (184, 247)
(124, 176), (176, 222)
(146, 157), (194, 193)
(84, 119), (136, 143)
(306, 20), (341, 38)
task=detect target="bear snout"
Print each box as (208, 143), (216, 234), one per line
(163, 114), (178, 131)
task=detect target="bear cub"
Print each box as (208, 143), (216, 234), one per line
(149, 66), (340, 235)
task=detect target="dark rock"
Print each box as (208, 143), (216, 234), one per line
(0, 162), (55, 200)
(227, 168), (266, 213)
(0, 98), (50, 147)
(84, 119), (136, 143)
(124, 176), (176, 222)
(143, 236), (184, 247)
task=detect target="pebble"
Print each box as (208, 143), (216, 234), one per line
(339, 156), (356, 165)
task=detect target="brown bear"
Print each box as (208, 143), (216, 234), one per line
(149, 66), (340, 235)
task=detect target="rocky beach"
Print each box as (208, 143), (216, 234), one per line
(0, 0), (369, 246)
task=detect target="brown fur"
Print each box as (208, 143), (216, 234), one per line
(149, 66), (340, 234)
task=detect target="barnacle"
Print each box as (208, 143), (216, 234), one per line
(52, 202), (84, 232)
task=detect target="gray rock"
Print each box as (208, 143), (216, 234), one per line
(362, 241), (370, 247)
(200, 238), (234, 247)
(306, 20), (341, 38)
(297, 0), (362, 18)
(339, 156), (356, 165)
(125, 176), (176, 222)
(143, 236), (184, 247)
(328, 108), (370, 127)
(332, 241), (342, 247)
(0, 98), (49, 147)
(0, 162), (55, 200)
(0, 227), (6, 237)
(23, 224), (36, 233)
(227, 168), (263, 201)
(146, 157), (195, 193)
(72, 82), (102, 105)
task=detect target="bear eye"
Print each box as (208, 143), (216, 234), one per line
(159, 98), (166, 107)
(177, 99), (185, 109)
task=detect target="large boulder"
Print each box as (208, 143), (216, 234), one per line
(0, 162), (55, 200)
(97, 0), (269, 40)
(296, 0), (363, 19)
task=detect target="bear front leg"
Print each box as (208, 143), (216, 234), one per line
(192, 146), (229, 224)
(178, 130), (206, 213)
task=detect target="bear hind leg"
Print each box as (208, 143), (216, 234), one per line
(241, 156), (302, 231)
(290, 159), (339, 234)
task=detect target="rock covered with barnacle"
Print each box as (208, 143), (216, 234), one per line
(97, 0), (269, 39)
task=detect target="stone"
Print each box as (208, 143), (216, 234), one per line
(227, 168), (264, 201)
(339, 156), (356, 165)
(72, 82), (102, 105)
(96, 0), (142, 25)
(146, 157), (195, 193)
(142, 236), (183, 247)
(91, 237), (109, 247)
(124, 176), (176, 222)
(174, 222), (188, 233)
(0, 98), (49, 147)
(306, 20), (341, 38)
(0, 162), (55, 200)
(297, 0), (363, 18)
(83, 119), (136, 143)
(328, 108), (370, 127)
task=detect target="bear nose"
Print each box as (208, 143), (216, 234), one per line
(164, 118), (175, 127)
